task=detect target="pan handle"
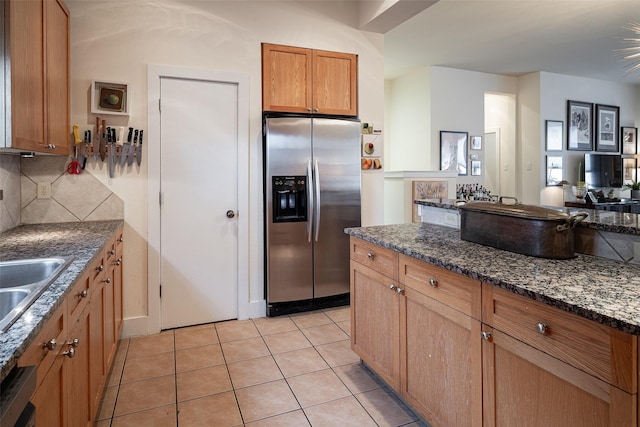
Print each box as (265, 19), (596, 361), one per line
(499, 196), (519, 205)
(556, 212), (588, 232)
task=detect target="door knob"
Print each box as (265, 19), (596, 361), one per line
(226, 210), (236, 218)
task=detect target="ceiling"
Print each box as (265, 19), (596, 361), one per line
(384, 0), (640, 84)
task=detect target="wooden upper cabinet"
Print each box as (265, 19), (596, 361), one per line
(262, 43), (358, 116)
(9, 0), (70, 155)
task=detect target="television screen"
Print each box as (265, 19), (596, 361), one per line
(584, 154), (623, 188)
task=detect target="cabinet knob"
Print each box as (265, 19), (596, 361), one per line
(118, 236), (124, 243)
(396, 287), (404, 295)
(109, 249), (116, 255)
(481, 331), (492, 341)
(314, 108), (319, 112)
(46, 143), (56, 150)
(114, 258), (122, 266)
(536, 322), (548, 335)
(389, 284), (396, 291)
(307, 107), (312, 112)
(96, 265), (104, 272)
(67, 338), (80, 348)
(62, 347), (76, 358)
(77, 289), (88, 298)
(367, 252), (374, 259)
(43, 338), (57, 351)
(429, 278), (438, 288)
(103, 277), (112, 284)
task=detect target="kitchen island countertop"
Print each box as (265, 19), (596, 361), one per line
(345, 222), (640, 335)
(0, 220), (123, 383)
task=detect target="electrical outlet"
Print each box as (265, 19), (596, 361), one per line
(37, 182), (51, 199)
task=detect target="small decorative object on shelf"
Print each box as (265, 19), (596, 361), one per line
(572, 185), (587, 201)
(456, 184), (491, 201)
(624, 180), (640, 200)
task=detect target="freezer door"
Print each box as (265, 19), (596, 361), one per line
(312, 118), (361, 298)
(265, 117), (314, 303)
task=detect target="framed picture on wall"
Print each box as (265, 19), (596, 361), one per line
(566, 100), (592, 151)
(622, 127), (638, 155)
(440, 131), (468, 176)
(546, 155), (563, 186)
(90, 80), (130, 115)
(545, 120), (563, 151)
(595, 104), (620, 152)
(470, 136), (482, 150)
(471, 160), (482, 176)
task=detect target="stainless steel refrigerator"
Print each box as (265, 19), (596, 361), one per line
(264, 114), (361, 316)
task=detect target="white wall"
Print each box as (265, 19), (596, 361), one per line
(517, 72), (541, 204)
(430, 67), (518, 187)
(66, 0), (384, 331)
(485, 93), (516, 197)
(537, 72), (639, 206)
(386, 66), (430, 171)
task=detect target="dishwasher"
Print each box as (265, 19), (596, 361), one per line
(0, 365), (37, 427)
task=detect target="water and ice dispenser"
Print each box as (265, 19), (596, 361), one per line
(272, 176), (307, 222)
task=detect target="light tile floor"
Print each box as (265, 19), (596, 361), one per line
(94, 306), (428, 427)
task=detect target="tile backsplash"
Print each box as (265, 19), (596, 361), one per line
(0, 153), (123, 233)
(0, 155), (21, 232)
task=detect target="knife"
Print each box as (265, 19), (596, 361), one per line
(121, 127), (133, 167)
(78, 130), (87, 167)
(94, 117), (100, 160)
(99, 120), (107, 161)
(136, 130), (143, 166)
(107, 127), (115, 178)
(128, 129), (138, 166)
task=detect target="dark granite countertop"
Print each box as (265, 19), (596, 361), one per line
(415, 199), (640, 235)
(0, 221), (123, 382)
(345, 222), (640, 335)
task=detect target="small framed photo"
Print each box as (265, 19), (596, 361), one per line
(440, 131), (468, 176)
(595, 104), (620, 152)
(567, 100), (592, 151)
(546, 155), (563, 186)
(545, 120), (563, 151)
(91, 80), (130, 115)
(470, 135), (482, 150)
(623, 158), (637, 184)
(471, 160), (482, 176)
(622, 127), (638, 155)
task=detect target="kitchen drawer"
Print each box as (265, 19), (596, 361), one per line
(399, 254), (481, 320)
(18, 301), (66, 389)
(67, 271), (90, 324)
(482, 284), (637, 393)
(350, 237), (398, 280)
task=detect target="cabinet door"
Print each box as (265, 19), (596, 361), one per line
(32, 354), (66, 427)
(350, 260), (401, 390)
(312, 49), (357, 116)
(262, 43), (313, 113)
(66, 305), (92, 427)
(401, 286), (482, 427)
(89, 281), (106, 417)
(45, 0), (70, 154)
(113, 232), (124, 338)
(482, 327), (636, 427)
(9, 0), (46, 151)
(103, 264), (116, 367)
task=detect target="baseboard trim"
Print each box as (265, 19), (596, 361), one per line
(248, 299), (266, 319)
(120, 316), (149, 338)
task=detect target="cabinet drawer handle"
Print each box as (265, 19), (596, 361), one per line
(96, 265), (104, 272)
(429, 278), (438, 288)
(367, 252), (374, 259)
(77, 289), (88, 298)
(43, 338), (57, 351)
(481, 331), (492, 341)
(536, 322), (548, 335)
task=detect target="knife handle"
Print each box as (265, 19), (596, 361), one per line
(117, 127), (125, 146)
(133, 129), (139, 144)
(139, 130), (143, 145)
(127, 127), (134, 143)
(106, 127), (112, 142)
(102, 119), (106, 136)
(111, 128), (117, 144)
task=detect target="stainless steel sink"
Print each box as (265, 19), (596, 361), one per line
(0, 257), (73, 333)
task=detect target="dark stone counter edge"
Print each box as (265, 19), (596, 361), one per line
(0, 221), (124, 383)
(345, 228), (640, 336)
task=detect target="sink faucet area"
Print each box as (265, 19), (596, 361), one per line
(0, 257), (73, 333)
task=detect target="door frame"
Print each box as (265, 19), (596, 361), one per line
(147, 65), (250, 334)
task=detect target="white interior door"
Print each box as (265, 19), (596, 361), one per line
(159, 76), (238, 329)
(484, 131), (501, 196)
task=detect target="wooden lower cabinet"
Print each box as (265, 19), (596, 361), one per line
(32, 355), (65, 427)
(350, 260), (401, 390)
(401, 285), (482, 427)
(482, 326), (636, 427)
(350, 237), (639, 427)
(66, 304), (92, 427)
(89, 280), (105, 416)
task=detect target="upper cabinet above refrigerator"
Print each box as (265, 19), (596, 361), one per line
(261, 43), (358, 117)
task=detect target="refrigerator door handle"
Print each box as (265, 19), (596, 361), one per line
(306, 160), (314, 242)
(314, 159), (321, 242)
